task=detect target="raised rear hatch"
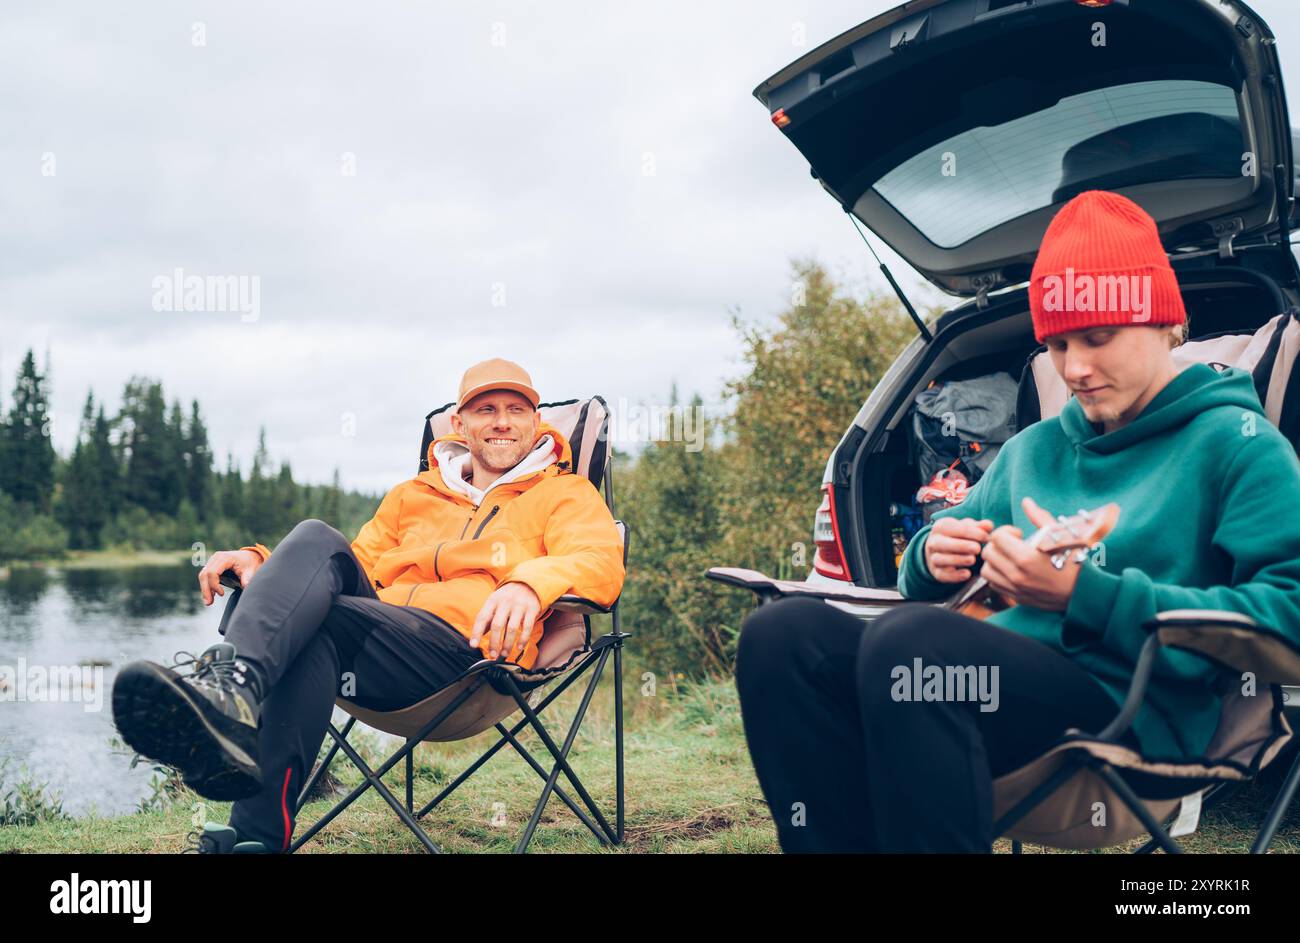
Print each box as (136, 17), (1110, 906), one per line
(756, 0), (1294, 300)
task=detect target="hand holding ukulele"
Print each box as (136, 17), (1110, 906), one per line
(978, 497), (1085, 612)
(927, 497), (1113, 614)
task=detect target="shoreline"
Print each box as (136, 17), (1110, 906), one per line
(1, 549), (192, 575)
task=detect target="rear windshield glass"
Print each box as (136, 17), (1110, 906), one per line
(873, 80), (1243, 248)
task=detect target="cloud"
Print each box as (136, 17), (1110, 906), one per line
(20, 0), (1291, 494)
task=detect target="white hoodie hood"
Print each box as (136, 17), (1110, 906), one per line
(431, 433), (559, 507)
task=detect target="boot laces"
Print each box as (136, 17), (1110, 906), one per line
(168, 649), (247, 704)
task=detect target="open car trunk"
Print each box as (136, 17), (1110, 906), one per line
(846, 264), (1293, 589)
(755, 0), (1294, 300)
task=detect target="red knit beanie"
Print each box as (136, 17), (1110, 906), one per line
(1028, 190), (1185, 343)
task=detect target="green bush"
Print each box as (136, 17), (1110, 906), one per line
(617, 411), (749, 678)
(0, 493), (70, 562)
(101, 506), (168, 551)
(0, 507), (69, 562)
(0, 757), (70, 826)
(617, 260), (921, 679)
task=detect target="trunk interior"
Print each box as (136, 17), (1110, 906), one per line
(854, 265), (1290, 589)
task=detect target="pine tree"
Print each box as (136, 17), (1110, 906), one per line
(243, 428), (276, 541)
(92, 405), (120, 519)
(184, 399), (214, 521)
(162, 398), (187, 515)
(57, 392), (110, 548)
(121, 378), (171, 513)
(319, 468), (343, 529)
(1, 349), (57, 511)
(274, 461), (301, 535)
(220, 450), (244, 525)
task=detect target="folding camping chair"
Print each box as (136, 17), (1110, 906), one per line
(216, 395), (630, 853)
(991, 609), (1300, 853)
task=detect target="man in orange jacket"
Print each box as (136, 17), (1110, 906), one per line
(111, 358), (624, 853)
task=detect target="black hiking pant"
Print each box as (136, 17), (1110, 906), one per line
(734, 596), (1141, 853)
(220, 519), (482, 852)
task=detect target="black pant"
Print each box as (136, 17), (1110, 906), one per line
(221, 519), (482, 852)
(734, 596), (1141, 853)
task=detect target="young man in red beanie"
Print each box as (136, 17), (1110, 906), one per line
(734, 190), (1300, 852)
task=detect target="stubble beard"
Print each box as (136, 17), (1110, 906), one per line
(1077, 391), (1128, 426)
(1080, 402), (1120, 423)
(471, 433), (534, 473)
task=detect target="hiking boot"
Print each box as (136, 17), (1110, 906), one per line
(112, 643), (264, 801)
(183, 822), (273, 854)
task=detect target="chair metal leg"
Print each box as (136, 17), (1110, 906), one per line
(1251, 744), (1300, 853)
(406, 747), (414, 813)
(501, 656), (619, 851)
(512, 649), (617, 852)
(292, 633), (630, 854)
(1093, 764), (1183, 854)
(291, 721), (441, 853)
(410, 641), (625, 851)
(291, 680), (482, 852)
(1133, 781), (1238, 854)
(493, 721), (608, 843)
(995, 753), (1185, 854)
(415, 653), (603, 818)
(296, 716), (355, 813)
(614, 631), (625, 843)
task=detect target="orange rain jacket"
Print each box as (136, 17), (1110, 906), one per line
(239, 422), (624, 669)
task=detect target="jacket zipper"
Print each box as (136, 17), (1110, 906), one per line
(472, 505), (500, 539)
(438, 512), (474, 581)
(433, 505), (500, 584)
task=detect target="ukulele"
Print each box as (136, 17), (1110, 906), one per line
(942, 503), (1120, 620)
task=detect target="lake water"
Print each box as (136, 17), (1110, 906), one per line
(0, 563), (227, 818)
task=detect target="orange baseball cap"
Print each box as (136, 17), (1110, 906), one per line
(456, 358), (541, 411)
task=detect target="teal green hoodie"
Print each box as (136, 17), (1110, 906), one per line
(897, 363), (1300, 760)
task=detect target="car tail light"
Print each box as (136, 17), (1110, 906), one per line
(771, 108), (791, 129)
(812, 482), (851, 581)
(1074, 0), (1112, 7)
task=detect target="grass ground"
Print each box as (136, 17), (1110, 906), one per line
(2, 671), (1296, 854)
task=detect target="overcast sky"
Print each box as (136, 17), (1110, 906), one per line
(5, 1), (1299, 494)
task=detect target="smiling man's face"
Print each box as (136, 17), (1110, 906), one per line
(1045, 324), (1180, 432)
(451, 390), (540, 475)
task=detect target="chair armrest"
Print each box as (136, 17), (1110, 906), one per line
(215, 570), (243, 637)
(705, 566), (907, 609)
(1088, 609), (1300, 743)
(1141, 609), (1300, 686)
(549, 594), (614, 615)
